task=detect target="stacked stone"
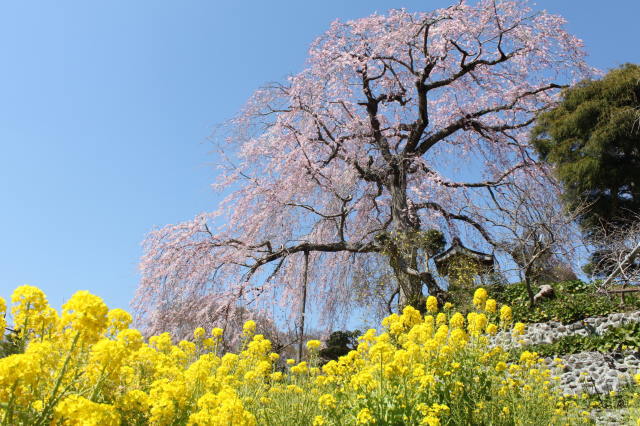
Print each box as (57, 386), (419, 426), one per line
(544, 351), (640, 395)
(489, 310), (640, 397)
(492, 311), (640, 349)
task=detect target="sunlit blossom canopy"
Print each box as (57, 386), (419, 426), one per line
(136, 0), (592, 334)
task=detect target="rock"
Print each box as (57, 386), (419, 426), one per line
(610, 313), (624, 322)
(568, 322), (583, 331)
(534, 284), (555, 303)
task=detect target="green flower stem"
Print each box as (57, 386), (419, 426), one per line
(34, 330), (81, 426)
(2, 382), (18, 426)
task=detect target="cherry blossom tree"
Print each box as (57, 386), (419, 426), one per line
(135, 0), (591, 333)
(482, 177), (587, 305)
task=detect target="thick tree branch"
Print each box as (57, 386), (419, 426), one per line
(422, 162), (532, 188)
(243, 239), (379, 281)
(414, 201), (495, 246)
(414, 85), (561, 155)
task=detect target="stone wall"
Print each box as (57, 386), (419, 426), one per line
(490, 310), (640, 396)
(493, 310), (640, 349)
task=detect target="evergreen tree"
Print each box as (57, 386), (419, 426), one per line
(532, 64), (640, 274)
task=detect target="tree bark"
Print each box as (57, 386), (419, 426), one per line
(524, 277), (535, 307)
(386, 161), (442, 310)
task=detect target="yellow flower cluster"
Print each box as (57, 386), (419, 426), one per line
(307, 340), (322, 351)
(500, 305), (513, 324)
(0, 285), (586, 425)
(0, 296), (6, 334)
(426, 296), (438, 313)
(473, 287), (488, 309)
(54, 394), (120, 426)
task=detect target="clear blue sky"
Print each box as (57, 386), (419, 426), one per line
(1, 1), (639, 313)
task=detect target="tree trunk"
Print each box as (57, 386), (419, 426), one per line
(386, 162), (442, 311)
(524, 276), (535, 307)
(393, 259), (423, 309)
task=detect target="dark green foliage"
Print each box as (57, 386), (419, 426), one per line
(514, 322), (640, 358)
(583, 385), (638, 410)
(488, 280), (640, 324)
(375, 228), (446, 258)
(601, 322), (640, 352)
(421, 229), (447, 257)
(319, 330), (360, 362)
(532, 64), (640, 273)
(0, 330), (24, 358)
(532, 64), (640, 228)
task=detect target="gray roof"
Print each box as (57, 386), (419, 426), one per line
(433, 237), (494, 275)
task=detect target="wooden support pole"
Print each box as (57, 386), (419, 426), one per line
(297, 249), (309, 363)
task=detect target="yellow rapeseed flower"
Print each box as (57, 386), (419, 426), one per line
(356, 407), (375, 424)
(291, 361), (308, 375)
(0, 296), (6, 332)
(307, 340), (322, 350)
(312, 415), (327, 426)
(60, 290), (109, 342)
(193, 327), (206, 340)
(500, 305), (513, 325)
(54, 394), (120, 426)
(473, 288), (488, 308)
(485, 298), (497, 313)
(11, 285), (51, 337)
(513, 322), (526, 336)
(242, 320), (256, 335)
(449, 312), (464, 329)
(318, 394), (337, 410)
(0, 284), (576, 425)
(426, 296), (438, 313)
(106, 308), (132, 335)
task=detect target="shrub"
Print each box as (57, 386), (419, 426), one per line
(318, 330), (360, 363)
(487, 280), (640, 324)
(0, 331), (23, 358)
